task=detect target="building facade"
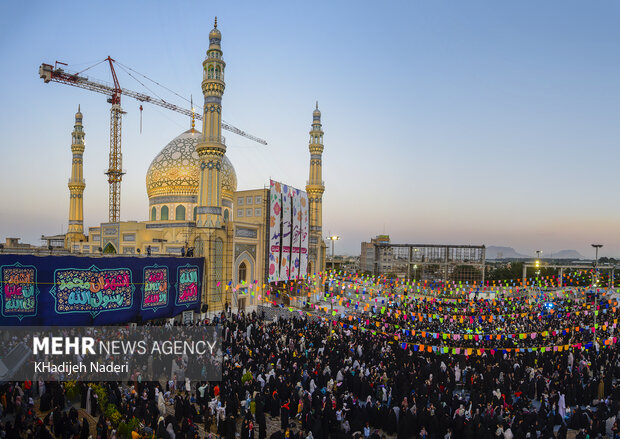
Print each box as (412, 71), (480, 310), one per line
(360, 235), (390, 273)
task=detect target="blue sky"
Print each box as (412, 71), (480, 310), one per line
(1, 1), (619, 257)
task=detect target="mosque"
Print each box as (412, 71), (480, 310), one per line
(56, 19), (327, 313)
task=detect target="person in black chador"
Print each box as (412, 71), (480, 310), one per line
(271, 390), (280, 418)
(255, 392), (267, 439)
(80, 418), (90, 439)
(280, 398), (290, 430)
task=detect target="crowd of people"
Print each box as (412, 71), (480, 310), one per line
(334, 290), (619, 351)
(1, 287), (620, 439)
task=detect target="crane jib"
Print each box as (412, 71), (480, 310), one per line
(39, 58), (267, 222)
(40, 62), (267, 144)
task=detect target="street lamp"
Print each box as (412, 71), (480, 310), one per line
(591, 244), (603, 287)
(591, 244), (603, 341)
(327, 235), (340, 270)
(325, 235), (340, 314)
(408, 248), (420, 282)
(531, 250), (542, 301)
(592, 244), (603, 269)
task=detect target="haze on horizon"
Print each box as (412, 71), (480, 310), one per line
(0, 1), (619, 259)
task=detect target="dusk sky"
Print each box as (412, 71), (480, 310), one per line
(1, 1), (619, 257)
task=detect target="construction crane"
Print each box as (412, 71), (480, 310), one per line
(39, 57), (267, 223)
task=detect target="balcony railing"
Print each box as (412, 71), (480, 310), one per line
(203, 135), (226, 145)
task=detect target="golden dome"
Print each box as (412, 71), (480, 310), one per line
(146, 128), (236, 200)
(209, 27), (221, 41)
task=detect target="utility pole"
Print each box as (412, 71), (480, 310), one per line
(532, 250), (542, 302)
(330, 274), (333, 314)
(327, 235), (340, 271)
(592, 243), (603, 343)
(326, 235), (339, 315)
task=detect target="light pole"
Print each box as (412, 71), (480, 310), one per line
(532, 250), (542, 301)
(413, 248), (419, 281)
(535, 250), (542, 276)
(592, 244), (602, 285)
(327, 235), (340, 314)
(592, 243), (603, 342)
(327, 235), (340, 270)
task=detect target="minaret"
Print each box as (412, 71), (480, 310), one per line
(194, 18), (232, 313)
(196, 17), (226, 229)
(66, 105), (87, 247)
(306, 102), (326, 273)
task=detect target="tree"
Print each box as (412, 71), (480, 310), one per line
(487, 262), (558, 282)
(450, 265), (482, 282)
(487, 262), (524, 281)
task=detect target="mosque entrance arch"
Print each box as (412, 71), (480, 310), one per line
(103, 243), (117, 254)
(233, 251), (255, 310)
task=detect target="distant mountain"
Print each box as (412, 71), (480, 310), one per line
(550, 250), (585, 260)
(486, 246), (586, 260)
(486, 246), (528, 259)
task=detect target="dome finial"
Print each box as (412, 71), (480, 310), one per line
(78, 104), (81, 113)
(208, 16), (222, 44)
(313, 101), (321, 118)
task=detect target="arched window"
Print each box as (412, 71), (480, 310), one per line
(193, 207), (197, 221)
(161, 205), (169, 220)
(151, 206), (156, 221)
(238, 262), (247, 283)
(223, 209), (229, 221)
(208, 66), (214, 79)
(176, 205), (186, 221)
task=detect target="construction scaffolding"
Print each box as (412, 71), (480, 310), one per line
(522, 263), (617, 288)
(371, 243), (486, 283)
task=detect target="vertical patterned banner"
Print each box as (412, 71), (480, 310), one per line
(279, 184), (292, 281)
(290, 188), (302, 279)
(268, 180), (282, 283)
(142, 265), (169, 311)
(268, 181), (309, 283)
(1, 263), (39, 320)
(176, 264), (200, 307)
(299, 191), (309, 277)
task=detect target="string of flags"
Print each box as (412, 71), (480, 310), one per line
(228, 270), (620, 357)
